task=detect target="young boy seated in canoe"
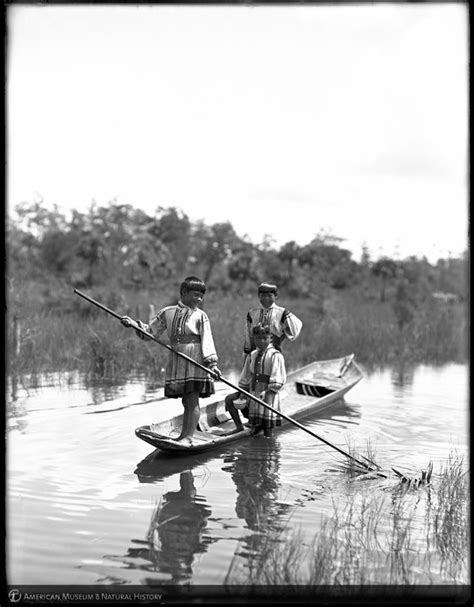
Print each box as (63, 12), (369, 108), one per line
(120, 276), (221, 445)
(227, 281), (302, 419)
(225, 324), (286, 437)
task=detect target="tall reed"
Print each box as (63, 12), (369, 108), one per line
(6, 282), (467, 382)
(226, 452), (469, 586)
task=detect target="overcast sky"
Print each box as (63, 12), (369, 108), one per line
(7, 4), (468, 261)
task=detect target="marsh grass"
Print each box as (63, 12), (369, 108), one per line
(7, 283), (467, 382)
(329, 438), (384, 478)
(431, 453), (469, 567)
(329, 439), (436, 490)
(226, 452), (469, 586)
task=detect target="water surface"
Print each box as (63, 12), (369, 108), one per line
(7, 363), (468, 586)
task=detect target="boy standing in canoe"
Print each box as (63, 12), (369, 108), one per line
(226, 324), (286, 436)
(121, 276), (221, 445)
(226, 281), (302, 422)
(244, 282), (302, 356)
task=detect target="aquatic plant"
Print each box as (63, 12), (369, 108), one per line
(329, 438), (384, 478)
(392, 462), (434, 490)
(329, 435), (436, 490)
(432, 453), (469, 571)
(226, 452), (469, 586)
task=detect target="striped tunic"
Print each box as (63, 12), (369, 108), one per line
(244, 303), (302, 354)
(139, 301), (218, 398)
(238, 345), (286, 428)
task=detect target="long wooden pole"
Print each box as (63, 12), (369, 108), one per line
(74, 289), (378, 472)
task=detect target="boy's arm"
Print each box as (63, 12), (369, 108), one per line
(137, 309), (168, 341)
(243, 311), (254, 355)
(238, 353), (252, 391)
(121, 315), (156, 341)
(281, 309), (303, 342)
(267, 352), (287, 392)
(200, 311), (219, 369)
(135, 319), (152, 340)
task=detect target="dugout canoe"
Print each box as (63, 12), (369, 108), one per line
(135, 354), (363, 454)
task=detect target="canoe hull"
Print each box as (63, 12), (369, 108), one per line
(135, 354), (363, 454)
(135, 425), (256, 453)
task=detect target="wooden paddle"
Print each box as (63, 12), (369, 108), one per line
(74, 289), (380, 473)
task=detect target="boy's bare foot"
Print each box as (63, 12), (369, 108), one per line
(174, 436), (194, 446)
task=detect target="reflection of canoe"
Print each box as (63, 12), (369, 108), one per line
(135, 354), (363, 455)
(135, 449), (220, 483)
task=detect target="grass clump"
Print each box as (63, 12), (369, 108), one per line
(431, 453), (469, 567)
(226, 452), (469, 586)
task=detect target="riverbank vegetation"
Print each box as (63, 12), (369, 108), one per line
(7, 201), (467, 383)
(7, 203), (469, 591)
(226, 452), (469, 587)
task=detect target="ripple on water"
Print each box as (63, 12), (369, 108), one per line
(7, 363), (469, 585)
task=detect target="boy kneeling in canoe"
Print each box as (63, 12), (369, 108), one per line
(225, 324), (286, 437)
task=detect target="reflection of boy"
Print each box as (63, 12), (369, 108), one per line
(226, 324), (286, 437)
(150, 471), (211, 584)
(231, 438), (281, 532)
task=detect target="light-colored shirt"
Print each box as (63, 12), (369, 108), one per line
(244, 303), (302, 354)
(140, 301), (218, 365)
(239, 344), (286, 394)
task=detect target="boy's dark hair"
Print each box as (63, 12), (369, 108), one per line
(252, 323), (271, 336)
(180, 276), (207, 295)
(258, 282), (278, 295)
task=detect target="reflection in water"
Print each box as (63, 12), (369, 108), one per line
(391, 361), (415, 397)
(222, 436), (293, 583)
(11, 373), (18, 401)
(7, 374), (29, 433)
(229, 438), (281, 532)
(7, 364), (468, 586)
(224, 437), (292, 542)
(84, 373), (168, 406)
(310, 397), (361, 428)
(135, 450), (222, 484)
(147, 471), (212, 584)
(108, 471), (212, 585)
(83, 377), (128, 406)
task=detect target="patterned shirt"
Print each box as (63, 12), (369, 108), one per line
(244, 303), (302, 354)
(238, 344), (286, 394)
(141, 301), (218, 365)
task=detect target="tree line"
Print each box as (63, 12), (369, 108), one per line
(7, 200), (467, 310)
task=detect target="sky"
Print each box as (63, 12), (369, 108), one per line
(6, 3), (468, 262)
